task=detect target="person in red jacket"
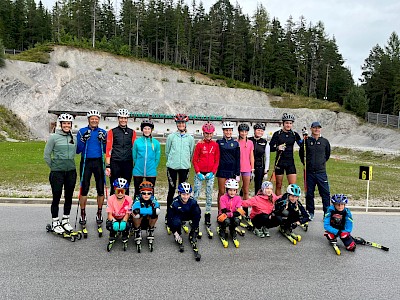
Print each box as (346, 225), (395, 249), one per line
(242, 181), (280, 238)
(193, 122), (220, 230)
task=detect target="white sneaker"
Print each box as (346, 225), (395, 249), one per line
(52, 218), (65, 234)
(61, 215), (74, 232)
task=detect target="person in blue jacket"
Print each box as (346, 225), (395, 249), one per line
(216, 121), (240, 209)
(168, 182), (201, 247)
(76, 109), (107, 228)
(131, 181), (160, 249)
(132, 119), (161, 198)
(324, 194), (356, 251)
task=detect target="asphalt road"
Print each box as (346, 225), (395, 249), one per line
(0, 204), (398, 300)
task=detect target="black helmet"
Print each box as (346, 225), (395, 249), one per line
(140, 119), (154, 130)
(238, 123), (250, 132)
(253, 123), (265, 130)
(282, 113), (295, 122)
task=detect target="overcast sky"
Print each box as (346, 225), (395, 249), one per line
(41, 0), (400, 83)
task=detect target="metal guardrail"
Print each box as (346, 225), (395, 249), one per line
(4, 49), (22, 55)
(365, 112), (400, 128)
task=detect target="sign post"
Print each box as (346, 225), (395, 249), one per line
(359, 166), (373, 212)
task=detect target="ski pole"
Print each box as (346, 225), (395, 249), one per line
(269, 148), (283, 182)
(74, 134), (89, 230)
(302, 127), (308, 193)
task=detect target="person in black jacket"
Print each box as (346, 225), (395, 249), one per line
(299, 121), (331, 219)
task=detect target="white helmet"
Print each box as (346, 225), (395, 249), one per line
(58, 113), (74, 123)
(225, 178), (239, 189)
(222, 121), (235, 129)
(87, 109), (101, 118)
(117, 108), (130, 117)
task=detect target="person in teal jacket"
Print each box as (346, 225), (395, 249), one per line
(165, 114), (195, 221)
(132, 119), (161, 198)
(44, 113), (77, 234)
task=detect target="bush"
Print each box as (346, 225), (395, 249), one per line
(344, 86), (368, 117)
(177, 79), (183, 83)
(58, 61), (69, 68)
(189, 76), (195, 82)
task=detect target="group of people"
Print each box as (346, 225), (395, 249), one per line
(44, 109), (357, 252)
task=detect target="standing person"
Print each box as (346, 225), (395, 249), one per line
(105, 108), (136, 196)
(44, 113), (77, 234)
(249, 123), (270, 195)
(165, 114), (195, 225)
(76, 109), (107, 235)
(193, 122), (220, 236)
(132, 119), (161, 198)
(216, 121), (240, 208)
(299, 121), (331, 219)
(269, 113), (302, 196)
(237, 123), (254, 201)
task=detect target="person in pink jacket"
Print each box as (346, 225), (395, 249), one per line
(217, 179), (245, 248)
(242, 181), (280, 238)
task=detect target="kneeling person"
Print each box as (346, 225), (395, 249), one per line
(131, 181), (160, 252)
(106, 178), (133, 251)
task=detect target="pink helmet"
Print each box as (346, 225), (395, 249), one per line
(202, 122), (215, 133)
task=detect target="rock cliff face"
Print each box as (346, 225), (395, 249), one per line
(0, 46), (399, 153)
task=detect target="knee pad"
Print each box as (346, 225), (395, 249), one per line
(155, 208), (161, 215)
(132, 213), (141, 219)
(106, 220), (113, 231)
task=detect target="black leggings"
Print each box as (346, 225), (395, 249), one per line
(166, 168), (189, 208)
(109, 160), (133, 195)
(252, 213), (280, 229)
(133, 176), (157, 198)
(79, 158), (104, 196)
(49, 170), (77, 218)
(253, 168), (264, 195)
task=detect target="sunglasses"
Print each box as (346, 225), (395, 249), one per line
(141, 191), (153, 195)
(115, 188), (125, 194)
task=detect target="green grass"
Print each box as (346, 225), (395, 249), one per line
(270, 93), (346, 112)
(0, 142), (399, 205)
(7, 43), (53, 64)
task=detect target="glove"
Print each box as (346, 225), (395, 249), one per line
(174, 232), (182, 243)
(112, 221), (119, 232)
(119, 221), (127, 231)
(205, 172), (214, 180)
(98, 131), (106, 143)
(324, 232), (336, 240)
(302, 127), (308, 137)
(340, 231), (350, 239)
(291, 222), (298, 229)
(235, 175), (240, 182)
(80, 130), (91, 142)
(263, 172), (269, 181)
(217, 213), (228, 223)
(197, 173), (205, 181)
(250, 171), (255, 181)
(278, 144), (286, 151)
(105, 168), (111, 177)
(236, 207), (246, 216)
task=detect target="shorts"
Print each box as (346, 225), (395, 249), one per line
(275, 163), (296, 176)
(241, 172), (252, 177)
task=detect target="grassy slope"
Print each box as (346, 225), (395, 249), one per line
(1, 142), (399, 204)
(0, 105), (31, 141)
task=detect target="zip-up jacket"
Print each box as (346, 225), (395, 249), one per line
(165, 131), (195, 170)
(270, 129), (302, 162)
(216, 137), (240, 178)
(106, 126), (136, 162)
(132, 136), (161, 177)
(299, 135), (330, 173)
(274, 193), (310, 225)
(168, 196), (201, 224)
(218, 194), (242, 218)
(324, 206), (353, 236)
(76, 126), (107, 158)
(44, 129), (77, 171)
(192, 139), (220, 174)
(249, 136), (270, 172)
(242, 191), (280, 219)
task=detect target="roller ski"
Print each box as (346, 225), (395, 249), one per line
(300, 222), (308, 231)
(165, 218), (171, 235)
(107, 233), (128, 252)
(354, 236), (389, 251)
(174, 232), (184, 252)
(235, 226), (246, 236)
(107, 237), (116, 252)
(217, 226), (229, 248)
(239, 216), (254, 231)
(290, 231), (301, 242)
(46, 218), (82, 242)
(279, 226), (297, 245)
(231, 230), (240, 248)
(147, 227), (155, 252)
(330, 240), (341, 255)
(204, 213), (213, 239)
(189, 229), (201, 261)
(79, 215), (88, 238)
(134, 227), (142, 253)
(96, 214), (103, 237)
(182, 221), (189, 234)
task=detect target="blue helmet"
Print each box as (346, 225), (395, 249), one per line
(178, 182), (192, 194)
(331, 194), (348, 204)
(113, 178), (129, 189)
(261, 181), (273, 190)
(287, 184), (301, 197)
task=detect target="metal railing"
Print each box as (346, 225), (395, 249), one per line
(365, 112), (400, 128)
